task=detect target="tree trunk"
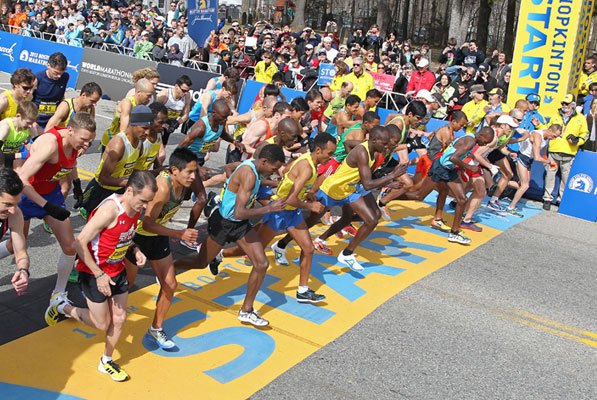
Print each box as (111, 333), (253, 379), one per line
(502, 0), (517, 60)
(476, 0), (492, 51)
(449, 0), (474, 44)
(376, 0), (392, 36)
(291, 0), (306, 28)
(401, 0), (410, 41)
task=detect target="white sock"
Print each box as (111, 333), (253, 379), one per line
(101, 355), (112, 363)
(57, 302), (67, 314)
(150, 325), (161, 332)
(0, 240), (11, 259)
(54, 253), (76, 293)
(490, 196), (498, 203)
(298, 286), (309, 294)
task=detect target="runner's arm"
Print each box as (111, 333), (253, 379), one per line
(15, 134), (59, 207)
(178, 119), (205, 148)
(232, 167), (284, 220)
(98, 136), (127, 188)
(532, 132), (548, 164)
(139, 177), (190, 239)
(118, 99), (132, 133)
(199, 92), (212, 118)
(9, 208), (30, 295)
(351, 146), (405, 190)
(155, 89), (168, 104)
(241, 121), (265, 156)
(449, 136), (477, 170)
(44, 101), (69, 132)
(178, 93), (191, 124)
(285, 160), (320, 211)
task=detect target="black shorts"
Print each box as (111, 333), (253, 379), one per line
(81, 179), (124, 214)
(79, 269), (128, 303)
(517, 152), (533, 170)
(428, 158), (458, 182)
(487, 149), (506, 163)
(127, 233), (171, 261)
(208, 210), (251, 246)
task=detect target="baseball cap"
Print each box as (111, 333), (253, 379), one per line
(303, 26), (312, 31)
(415, 89), (435, 103)
(561, 94), (574, 104)
(489, 88), (503, 97)
(416, 58), (429, 68)
(141, 30), (149, 36)
(323, 37), (332, 43)
(496, 115), (519, 128)
(470, 84), (486, 93)
(351, 47), (359, 52)
(526, 93), (540, 103)
(318, 48), (326, 55)
(130, 105), (154, 126)
(305, 43), (313, 49)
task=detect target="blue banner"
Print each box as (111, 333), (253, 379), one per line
(16, 37), (83, 89)
(188, 0), (218, 49)
(558, 151), (597, 222)
(0, 31), (23, 74)
(317, 63), (335, 86)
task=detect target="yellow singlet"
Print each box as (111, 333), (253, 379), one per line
(101, 96), (137, 147)
(95, 132), (142, 190)
(320, 142), (374, 200)
(1, 90), (18, 120)
(134, 135), (162, 171)
(272, 152), (317, 210)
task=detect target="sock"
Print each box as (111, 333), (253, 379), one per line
(101, 355), (112, 364)
(0, 240), (11, 259)
(216, 249), (223, 260)
(462, 219), (471, 224)
(54, 253), (76, 293)
(298, 285), (309, 294)
(490, 196), (498, 203)
(276, 240), (287, 250)
(150, 325), (162, 332)
(342, 249), (353, 256)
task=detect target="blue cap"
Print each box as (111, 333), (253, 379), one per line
(526, 93), (540, 103)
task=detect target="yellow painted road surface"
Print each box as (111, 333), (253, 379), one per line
(0, 199), (564, 399)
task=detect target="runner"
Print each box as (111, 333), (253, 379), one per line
(325, 94), (362, 138)
(45, 171), (157, 383)
(80, 106), (154, 218)
(31, 53), (69, 130)
(0, 168), (30, 295)
(174, 144), (287, 327)
(16, 113), (96, 313)
(0, 101), (39, 169)
(313, 126), (408, 270)
(126, 148), (200, 349)
(134, 102), (169, 173)
(155, 75), (191, 145)
(45, 82), (102, 130)
(240, 99), (286, 159)
(99, 79), (154, 152)
(187, 79), (238, 125)
(211, 133), (337, 303)
(0, 68), (36, 120)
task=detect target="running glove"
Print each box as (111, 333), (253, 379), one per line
(72, 179), (83, 209)
(43, 202), (70, 221)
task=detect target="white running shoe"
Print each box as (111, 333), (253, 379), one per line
(379, 205), (392, 221)
(147, 328), (176, 349)
(238, 309), (269, 327)
(271, 241), (289, 266)
(337, 252), (364, 272)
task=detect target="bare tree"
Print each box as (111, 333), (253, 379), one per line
(292, 0), (306, 28)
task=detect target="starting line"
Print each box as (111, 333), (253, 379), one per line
(0, 199), (541, 399)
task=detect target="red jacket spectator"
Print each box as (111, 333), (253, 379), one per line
(406, 58), (436, 95)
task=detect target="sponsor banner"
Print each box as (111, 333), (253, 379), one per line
(0, 31), (22, 74)
(317, 63), (336, 86)
(188, 0), (218, 50)
(508, 0), (596, 116)
(78, 47), (157, 101)
(558, 150), (597, 222)
(16, 36), (83, 89)
(370, 72), (396, 92)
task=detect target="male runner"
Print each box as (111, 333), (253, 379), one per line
(17, 113), (96, 311)
(0, 101), (39, 169)
(0, 68), (36, 120)
(187, 79), (238, 124)
(155, 75), (191, 145)
(46, 170), (157, 382)
(174, 144), (286, 327)
(240, 100), (287, 159)
(212, 134), (337, 303)
(100, 79), (154, 151)
(45, 82), (102, 130)
(325, 94), (362, 138)
(31, 53), (69, 130)
(81, 106), (154, 218)
(134, 102), (169, 173)
(0, 168), (30, 295)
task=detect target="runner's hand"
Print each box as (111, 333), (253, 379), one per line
(72, 179), (84, 209)
(134, 248), (146, 266)
(392, 163), (408, 178)
(180, 228), (199, 243)
(268, 197), (286, 212)
(309, 201), (325, 214)
(386, 181), (404, 190)
(11, 270), (28, 295)
(97, 274), (114, 297)
(43, 202), (70, 221)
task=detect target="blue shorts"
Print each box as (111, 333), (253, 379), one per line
(19, 185), (66, 220)
(263, 208), (304, 232)
(316, 184), (368, 208)
(257, 185), (273, 200)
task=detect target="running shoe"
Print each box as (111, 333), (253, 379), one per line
(379, 205), (392, 221)
(68, 267), (79, 283)
(505, 207), (524, 218)
(271, 241), (289, 266)
(147, 328), (176, 349)
(460, 220), (483, 232)
(44, 292), (71, 326)
(377, 186), (391, 204)
(487, 200), (507, 212)
(448, 231), (471, 245)
(42, 222), (53, 234)
(98, 358), (129, 382)
(543, 201), (551, 211)
(431, 219), (451, 232)
(209, 251), (222, 276)
(343, 224), (357, 236)
(203, 192), (219, 218)
(180, 239), (200, 252)
(321, 212), (339, 226)
(313, 237), (332, 255)
(337, 252), (364, 272)
(296, 289), (326, 304)
(448, 200), (457, 210)
(243, 255), (253, 266)
(238, 309), (269, 327)
(78, 207), (89, 221)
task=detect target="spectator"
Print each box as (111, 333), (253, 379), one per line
(134, 31), (153, 59)
(582, 82), (597, 115)
(87, 13), (104, 34)
(401, 42), (413, 65)
(543, 94), (590, 210)
(312, 48), (329, 68)
(300, 43), (315, 66)
(0, 5), (9, 30)
(456, 40), (485, 68)
(364, 50), (378, 72)
(254, 51), (278, 83)
(168, 25), (193, 63)
(461, 84), (488, 134)
(347, 27), (365, 49)
(473, 64), (498, 91)
(151, 37), (168, 62)
(167, 1), (179, 26)
(364, 24), (382, 58)
(498, 70), (511, 99)
(439, 38), (458, 67)
(584, 99), (597, 151)
(19, 20), (32, 37)
(491, 52), (510, 85)
(167, 43), (184, 67)
(432, 73), (455, 106)
(321, 36), (338, 62)
(9, 3), (28, 34)
(578, 56), (597, 102)
(122, 28), (135, 55)
(30, 13), (47, 36)
(344, 56), (375, 101)
(64, 23), (82, 46)
(407, 58), (436, 96)
(104, 20), (124, 48)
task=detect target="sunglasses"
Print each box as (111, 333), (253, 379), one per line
(21, 85), (33, 91)
(353, 63), (362, 66)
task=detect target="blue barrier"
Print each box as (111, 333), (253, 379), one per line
(17, 36), (83, 89)
(558, 150), (597, 222)
(237, 79), (306, 114)
(0, 31), (22, 75)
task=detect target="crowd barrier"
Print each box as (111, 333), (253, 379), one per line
(558, 150), (597, 222)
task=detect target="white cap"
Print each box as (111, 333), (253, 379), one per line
(415, 89), (435, 103)
(416, 57), (429, 68)
(141, 30), (149, 36)
(496, 115), (519, 128)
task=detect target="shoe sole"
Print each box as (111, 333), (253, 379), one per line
(448, 238), (471, 245)
(431, 225), (450, 232)
(238, 318), (269, 327)
(98, 365), (128, 382)
(44, 306), (59, 326)
(147, 333), (176, 349)
(297, 297), (325, 304)
(337, 259), (364, 272)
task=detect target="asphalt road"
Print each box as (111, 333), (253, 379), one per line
(0, 73), (596, 399)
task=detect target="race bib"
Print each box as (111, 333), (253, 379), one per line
(51, 167), (74, 181)
(38, 103), (57, 114)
